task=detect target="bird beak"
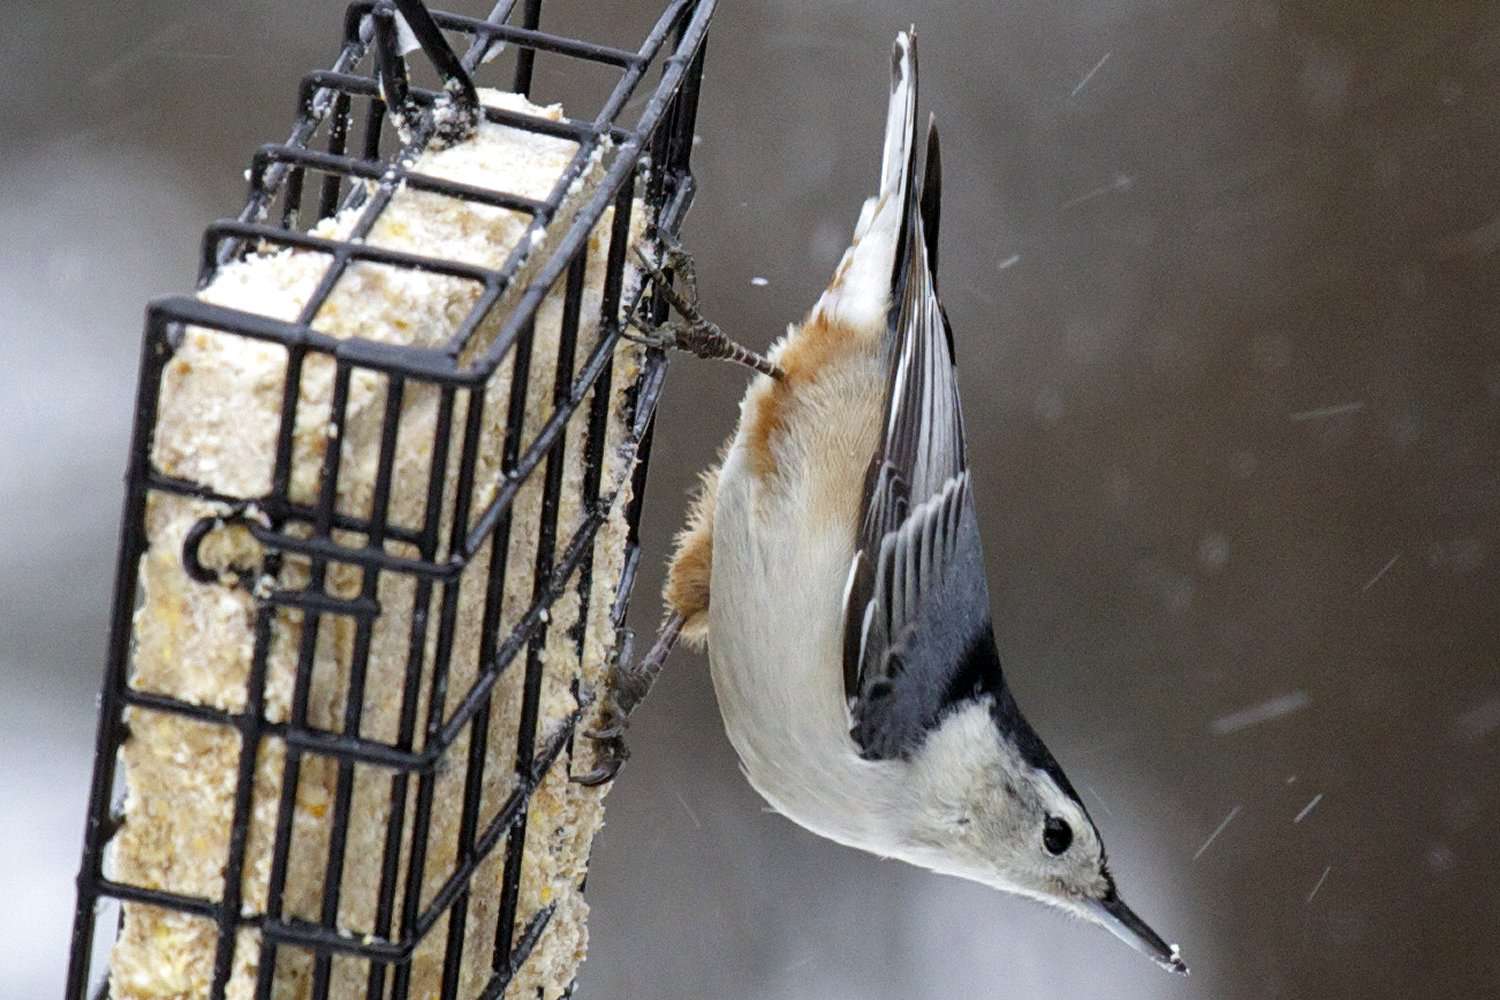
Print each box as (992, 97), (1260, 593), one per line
(1085, 890), (1189, 975)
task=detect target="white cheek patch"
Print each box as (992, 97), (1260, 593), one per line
(896, 702), (1111, 902)
(903, 704), (1032, 865)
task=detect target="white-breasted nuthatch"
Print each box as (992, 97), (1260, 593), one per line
(584, 28), (1187, 976)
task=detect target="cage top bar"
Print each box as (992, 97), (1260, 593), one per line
(211, 0), (711, 385)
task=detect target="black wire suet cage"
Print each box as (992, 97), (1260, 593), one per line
(65, 1), (714, 996)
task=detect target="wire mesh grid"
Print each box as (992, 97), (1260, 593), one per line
(66, 1), (714, 996)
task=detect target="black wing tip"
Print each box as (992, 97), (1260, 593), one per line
(920, 115), (942, 286)
(889, 56), (945, 312)
(887, 55), (925, 312)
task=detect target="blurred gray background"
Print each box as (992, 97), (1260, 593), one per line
(3, 1), (1499, 997)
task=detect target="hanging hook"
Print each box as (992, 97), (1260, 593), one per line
(372, 0), (480, 145)
(372, 7), (420, 137)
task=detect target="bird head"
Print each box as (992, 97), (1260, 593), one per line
(900, 698), (1188, 974)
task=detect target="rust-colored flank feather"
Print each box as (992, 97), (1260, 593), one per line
(662, 305), (873, 650)
(743, 312), (863, 482)
(663, 172), (889, 651)
(663, 451), (723, 648)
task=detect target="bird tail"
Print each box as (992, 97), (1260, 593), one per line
(810, 29), (920, 333)
(879, 30), (919, 207)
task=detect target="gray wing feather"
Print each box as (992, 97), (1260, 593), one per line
(850, 489), (993, 759)
(843, 112), (991, 759)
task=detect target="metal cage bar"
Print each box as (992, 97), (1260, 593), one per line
(66, 1), (715, 996)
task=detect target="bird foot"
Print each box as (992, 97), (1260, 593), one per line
(572, 724), (631, 787)
(628, 241), (785, 381)
(572, 614), (686, 786)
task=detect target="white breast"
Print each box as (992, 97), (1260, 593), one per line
(705, 355), (909, 853)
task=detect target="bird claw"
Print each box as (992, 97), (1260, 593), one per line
(572, 767), (615, 788)
(584, 722), (626, 741)
(620, 313), (677, 352)
(570, 615), (686, 787)
(573, 704), (632, 786)
(626, 242), (785, 380)
(572, 734), (631, 787)
(572, 631), (638, 786)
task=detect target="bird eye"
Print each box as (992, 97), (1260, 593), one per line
(1042, 815), (1073, 856)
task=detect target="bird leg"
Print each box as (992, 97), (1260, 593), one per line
(572, 612), (686, 786)
(626, 241), (785, 381)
